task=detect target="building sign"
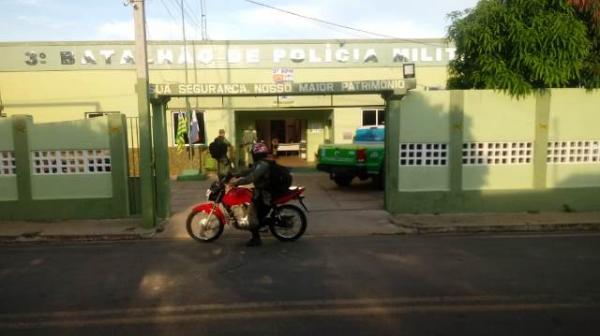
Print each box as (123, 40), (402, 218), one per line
(272, 67), (294, 83)
(0, 40), (455, 71)
(150, 79), (415, 97)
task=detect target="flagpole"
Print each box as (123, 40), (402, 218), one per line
(0, 89), (4, 116)
(179, 0), (193, 160)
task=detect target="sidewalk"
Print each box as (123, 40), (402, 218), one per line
(2, 210), (600, 242)
(390, 211), (600, 234)
(0, 218), (155, 242)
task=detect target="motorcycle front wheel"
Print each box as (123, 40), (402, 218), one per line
(186, 210), (224, 242)
(269, 204), (307, 242)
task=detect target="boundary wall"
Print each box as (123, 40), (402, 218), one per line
(386, 89), (600, 213)
(0, 114), (130, 220)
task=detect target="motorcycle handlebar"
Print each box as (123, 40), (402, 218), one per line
(219, 167), (247, 184)
(218, 173), (233, 184)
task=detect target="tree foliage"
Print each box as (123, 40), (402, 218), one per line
(447, 0), (595, 96)
(568, 0), (600, 23)
(568, 0), (600, 88)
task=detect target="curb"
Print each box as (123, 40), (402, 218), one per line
(389, 219), (600, 235)
(0, 231), (159, 244)
(0, 219), (166, 244)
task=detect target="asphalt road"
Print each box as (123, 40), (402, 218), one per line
(1, 233), (600, 335)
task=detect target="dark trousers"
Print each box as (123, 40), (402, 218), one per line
(251, 190), (270, 239)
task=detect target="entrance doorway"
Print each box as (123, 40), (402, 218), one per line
(254, 119), (307, 165)
(235, 110), (332, 168)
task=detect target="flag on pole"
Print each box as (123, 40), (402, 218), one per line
(176, 111), (187, 153)
(189, 111), (200, 144)
(188, 111), (200, 159)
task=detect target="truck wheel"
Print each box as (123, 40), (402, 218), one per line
(333, 173), (353, 187)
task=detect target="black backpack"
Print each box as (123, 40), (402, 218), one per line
(267, 160), (292, 196)
(208, 137), (227, 160)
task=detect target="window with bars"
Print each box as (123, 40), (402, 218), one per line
(547, 140), (600, 164)
(0, 151), (16, 176)
(399, 143), (448, 166)
(31, 150), (112, 175)
(362, 109), (385, 126)
(462, 142), (533, 165)
(172, 110), (206, 145)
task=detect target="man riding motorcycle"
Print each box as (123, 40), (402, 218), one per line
(228, 142), (272, 247)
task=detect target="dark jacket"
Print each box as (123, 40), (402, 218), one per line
(232, 160), (270, 190)
(233, 159), (272, 205)
(214, 136), (231, 161)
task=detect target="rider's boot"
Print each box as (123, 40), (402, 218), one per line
(259, 218), (269, 233)
(246, 228), (262, 247)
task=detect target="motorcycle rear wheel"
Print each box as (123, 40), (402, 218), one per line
(186, 210), (224, 242)
(269, 204), (307, 242)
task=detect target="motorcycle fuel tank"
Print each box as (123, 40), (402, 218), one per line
(222, 187), (253, 206)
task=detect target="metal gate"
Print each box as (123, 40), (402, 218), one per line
(126, 116), (141, 214)
(127, 117), (140, 176)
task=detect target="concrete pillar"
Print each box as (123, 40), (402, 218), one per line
(151, 97), (171, 219)
(383, 92), (403, 212)
(449, 90), (465, 194)
(533, 92), (551, 189)
(12, 115), (33, 207)
(107, 114), (131, 217)
(137, 80), (156, 229)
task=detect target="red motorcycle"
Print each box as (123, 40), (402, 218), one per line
(186, 175), (308, 243)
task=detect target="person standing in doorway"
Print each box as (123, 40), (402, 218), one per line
(241, 125), (257, 168)
(271, 137), (279, 159)
(209, 129), (234, 178)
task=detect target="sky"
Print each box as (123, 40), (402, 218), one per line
(0, 0), (479, 41)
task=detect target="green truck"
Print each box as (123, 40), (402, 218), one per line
(316, 126), (385, 188)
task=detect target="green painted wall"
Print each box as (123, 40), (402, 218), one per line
(0, 119), (16, 201)
(400, 91), (451, 143)
(29, 117), (110, 150)
(387, 88), (600, 214)
(27, 117), (113, 200)
(0, 118), (13, 150)
(463, 91), (536, 141)
(31, 175), (112, 200)
(0, 115), (130, 220)
(547, 165), (600, 188)
(387, 188), (600, 214)
(0, 70), (137, 123)
(548, 89), (600, 139)
(463, 166), (534, 190)
(546, 89), (600, 189)
(0, 178), (18, 201)
(398, 167), (449, 191)
(397, 91), (451, 191)
(462, 91), (537, 190)
(333, 108), (363, 145)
